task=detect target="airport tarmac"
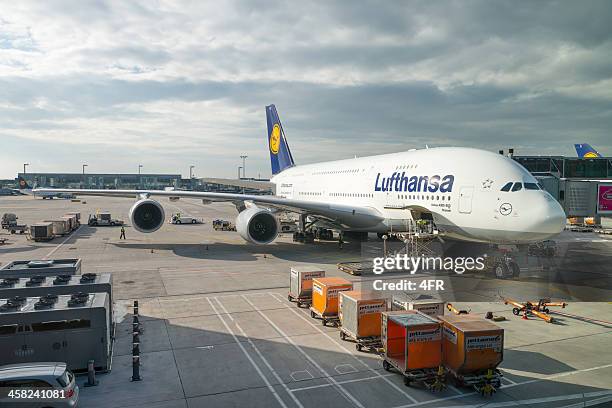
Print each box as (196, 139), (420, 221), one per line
(1, 195), (611, 407)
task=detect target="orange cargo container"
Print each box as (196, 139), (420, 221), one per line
(310, 277), (352, 319)
(382, 311), (442, 374)
(439, 314), (504, 375)
(339, 291), (387, 340)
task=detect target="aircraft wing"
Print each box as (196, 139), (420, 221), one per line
(33, 188), (385, 230)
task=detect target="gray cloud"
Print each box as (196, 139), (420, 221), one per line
(0, 0), (611, 178)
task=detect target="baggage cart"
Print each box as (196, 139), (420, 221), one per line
(439, 314), (504, 395)
(288, 266), (325, 307)
(381, 311), (445, 390)
(29, 222), (54, 241)
(309, 277), (352, 326)
(392, 293), (444, 317)
(339, 291), (388, 352)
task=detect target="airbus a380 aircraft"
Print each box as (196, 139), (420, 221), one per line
(36, 105), (566, 245)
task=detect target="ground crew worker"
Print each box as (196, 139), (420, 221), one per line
(120, 226), (126, 240)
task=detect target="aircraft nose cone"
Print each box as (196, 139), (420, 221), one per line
(530, 196), (566, 237)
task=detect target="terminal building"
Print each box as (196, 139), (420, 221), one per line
(511, 154), (612, 220)
(17, 172), (182, 190)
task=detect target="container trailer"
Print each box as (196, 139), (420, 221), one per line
(309, 277), (352, 326)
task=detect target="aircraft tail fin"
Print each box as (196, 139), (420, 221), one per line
(575, 143), (602, 158)
(266, 104), (295, 175)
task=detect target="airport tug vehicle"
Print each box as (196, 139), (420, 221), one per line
(503, 297), (567, 323)
(88, 212), (124, 227)
(169, 213), (203, 224)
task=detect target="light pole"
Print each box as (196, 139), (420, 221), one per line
(23, 163), (29, 174)
(138, 164), (143, 175)
(82, 164), (88, 175)
(238, 166), (243, 179)
(240, 155), (248, 178)
(189, 165), (195, 179)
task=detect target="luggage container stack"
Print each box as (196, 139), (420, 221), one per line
(392, 293), (445, 317)
(288, 266), (325, 307)
(382, 311), (445, 389)
(439, 314), (504, 395)
(62, 214), (78, 232)
(65, 212), (81, 227)
(339, 291), (388, 351)
(44, 219), (70, 237)
(309, 277), (352, 326)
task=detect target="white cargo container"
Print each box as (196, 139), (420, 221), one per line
(44, 219), (70, 236)
(288, 266), (325, 307)
(392, 293), (444, 317)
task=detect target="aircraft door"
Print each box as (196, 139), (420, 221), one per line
(459, 186), (474, 214)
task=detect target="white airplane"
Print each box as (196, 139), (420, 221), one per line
(35, 105), (566, 246)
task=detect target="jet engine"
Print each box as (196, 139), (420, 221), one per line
(129, 199), (165, 233)
(236, 206), (279, 244)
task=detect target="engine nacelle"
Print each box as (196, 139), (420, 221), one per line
(129, 199), (165, 233)
(236, 207), (279, 244)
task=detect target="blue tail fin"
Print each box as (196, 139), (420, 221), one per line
(266, 104), (295, 175)
(575, 143), (602, 158)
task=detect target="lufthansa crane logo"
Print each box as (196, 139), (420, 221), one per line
(584, 152), (598, 158)
(269, 124), (281, 154)
(499, 203), (513, 216)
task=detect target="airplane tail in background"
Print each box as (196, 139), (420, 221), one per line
(575, 143), (602, 158)
(266, 104), (295, 175)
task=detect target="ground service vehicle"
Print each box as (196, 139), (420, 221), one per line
(213, 219), (236, 231)
(170, 213), (202, 224)
(88, 213), (123, 227)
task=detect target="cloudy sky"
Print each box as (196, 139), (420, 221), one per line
(1, 1), (611, 179)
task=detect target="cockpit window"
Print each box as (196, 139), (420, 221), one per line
(511, 182), (523, 192)
(501, 182), (513, 192)
(524, 183), (539, 190)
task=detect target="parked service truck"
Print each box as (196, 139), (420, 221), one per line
(1, 213), (27, 234)
(88, 212), (124, 227)
(169, 213), (203, 224)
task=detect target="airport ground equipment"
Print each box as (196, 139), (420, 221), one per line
(65, 212), (81, 226)
(310, 277), (353, 326)
(62, 215), (78, 232)
(288, 266), (325, 307)
(438, 314), (503, 396)
(0, 292), (112, 372)
(169, 213), (202, 224)
(337, 261), (374, 276)
(0, 259), (82, 279)
(279, 220), (298, 233)
(212, 219), (236, 231)
(88, 212), (124, 227)
(1, 213), (27, 234)
(29, 222), (54, 242)
(44, 219), (70, 236)
(0, 238), (8, 245)
(292, 231), (315, 243)
(381, 311), (445, 390)
(446, 303), (470, 315)
(339, 291), (387, 352)
(502, 297), (567, 323)
(392, 293), (444, 317)
(0, 273), (113, 325)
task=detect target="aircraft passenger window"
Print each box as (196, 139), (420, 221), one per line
(524, 183), (539, 190)
(512, 182), (523, 192)
(501, 182), (513, 192)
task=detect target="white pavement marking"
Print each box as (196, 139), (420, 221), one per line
(390, 363), (612, 408)
(214, 297), (304, 408)
(44, 225), (81, 259)
(446, 384), (463, 395)
(206, 297), (289, 408)
(241, 294), (366, 408)
(428, 390), (612, 408)
(268, 292), (420, 404)
(290, 370), (314, 382)
(290, 373), (397, 392)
